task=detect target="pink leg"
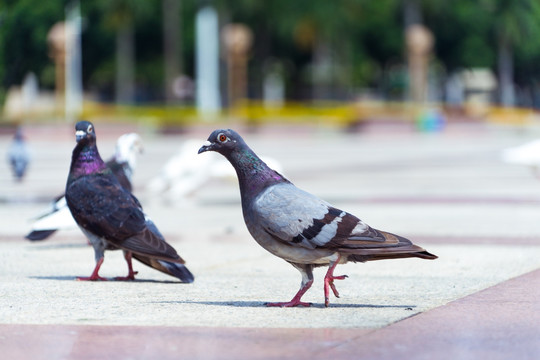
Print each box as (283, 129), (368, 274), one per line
(77, 257), (108, 281)
(266, 279), (314, 307)
(324, 255), (348, 307)
(115, 251), (138, 281)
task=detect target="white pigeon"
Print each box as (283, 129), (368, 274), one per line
(147, 138), (283, 200)
(501, 139), (540, 177)
(25, 133), (143, 241)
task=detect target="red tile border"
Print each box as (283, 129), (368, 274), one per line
(0, 324), (368, 360)
(0, 270), (538, 360)
(318, 268), (540, 360)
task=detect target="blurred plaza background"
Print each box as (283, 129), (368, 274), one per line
(1, 0), (540, 128)
(3, 0), (540, 215)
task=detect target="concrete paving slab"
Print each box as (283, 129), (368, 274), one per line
(1, 237), (539, 328)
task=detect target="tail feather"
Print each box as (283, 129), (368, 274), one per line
(158, 260), (195, 283)
(25, 229), (58, 241)
(414, 250), (438, 260)
(132, 253), (194, 283)
(348, 250), (438, 263)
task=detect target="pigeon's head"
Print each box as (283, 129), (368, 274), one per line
(198, 129), (243, 156)
(75, 121), (96, 144)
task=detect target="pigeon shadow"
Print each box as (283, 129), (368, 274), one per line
(156, 300), (416, 309)
(308, 303), (416, 309)
(155, 300), (266, 307)
(28, 275), (184, 284)
(27, 243), (88, 250)
(28, 275), (79, 281)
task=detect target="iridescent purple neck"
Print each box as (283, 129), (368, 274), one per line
(227, 146), (288, 207)
(70, 144), (107, 178)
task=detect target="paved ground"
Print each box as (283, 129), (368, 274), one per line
(0, 120), (539, 359)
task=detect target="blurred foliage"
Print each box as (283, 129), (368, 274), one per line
(1, 0), (540, 103)
(0, 0), (66, 89)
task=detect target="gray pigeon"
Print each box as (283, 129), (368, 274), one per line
(7, 127), (30, 182)
(199, 129), (437, 307)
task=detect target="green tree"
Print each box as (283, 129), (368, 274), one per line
(92, 0), (154, 104)
(215, 0), (402, 99)
(0, 1), (65, 91)
(482, 0), (540, 106)
(3, 0), (540, 107)
(428, 0), (540, 106)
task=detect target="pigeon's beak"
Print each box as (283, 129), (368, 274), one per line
(75, 130), (86, 142)
(198, 141), (213, 154)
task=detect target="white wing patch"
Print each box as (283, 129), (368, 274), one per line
(310, 211), (346, 246)
(350, 220), (369, 236)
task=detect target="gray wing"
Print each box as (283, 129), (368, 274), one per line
(253, 183), (382, 250)
(253, 183), (437, 260)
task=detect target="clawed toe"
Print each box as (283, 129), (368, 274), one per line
(114, 270), (138, 281)
(77, 276), (108, 281)
(266, 301), (312, 307)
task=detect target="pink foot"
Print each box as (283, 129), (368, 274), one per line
(114, 271), (138, 281)
(266, 279), (314, 307)
(323, 255), (348, 307)
(115, 252), (138, 281)
(77, 275), (108, 281)
(77, 258), (107, 281)
(326, 274), (349, 295)
(266, 300), (312, 307)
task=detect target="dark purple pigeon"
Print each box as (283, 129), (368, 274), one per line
(65, 120), (194, 283)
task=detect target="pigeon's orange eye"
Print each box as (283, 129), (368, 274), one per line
(218, 134), (227, 142)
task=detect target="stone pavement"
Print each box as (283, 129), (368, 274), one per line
(0, 121), (539, 359)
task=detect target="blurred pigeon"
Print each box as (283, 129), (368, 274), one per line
(501, 139), (540, 177)
(65, 121), (193, 282)
(25, 133), (143, 241)
(199, 129), (437, 307)
(148, 139), (283, 200)
(106, 133), (143, 192)
(7, 127), (30, 182)
(25, 195), (72, 241)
